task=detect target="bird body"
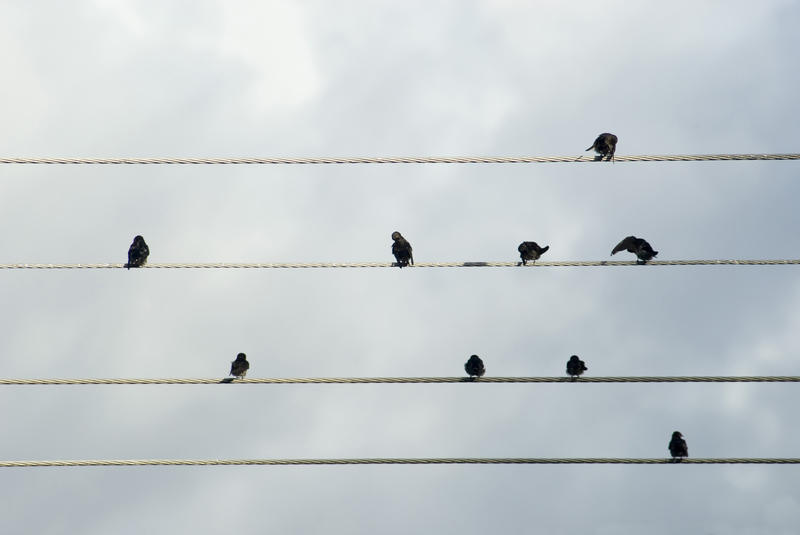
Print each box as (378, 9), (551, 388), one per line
(464, 354), (485, 379)
(586, 133), (618, 161)
(518, 241), (549, 265)
(611, 235), (658, 263)
(566, 355), (588, 378)
(391, 231), (413, 268)
(669, 431), (688, 461)
(229, 353), (250, 379)
(125, 235), (149, 269)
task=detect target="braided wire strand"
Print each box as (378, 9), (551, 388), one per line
(0, 154), (798, 165)
(1, 457), (798, 468)
(0, 259), (799, 270)
(1, 376), (798, 385)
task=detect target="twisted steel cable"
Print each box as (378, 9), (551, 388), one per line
(0, 154), (798, 165)
(0, 259), (799, 270)
(1, 457), (798, 468)
(1, 376), (798, 386)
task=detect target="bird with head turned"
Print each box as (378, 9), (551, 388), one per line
(668, 431), (688, 462)
(229, 353), (250, 380)
(566, 355), (588, 379)
(391, 231), (413, 268)
(586, 133), (618, 162)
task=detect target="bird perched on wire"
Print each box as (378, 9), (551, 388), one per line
(586, 133), (618, 161)
(611, 236), (658, 264)
(518, 241), (549, 266)
(229, 353), (250, 379)
(391, 231), (413, 268)
(124, 235), (149, 269)
(566, 355), (588, 380)
(464, 354), (485, 380)
(669, 431), (688, 462)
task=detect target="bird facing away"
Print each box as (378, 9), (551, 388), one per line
(464, 354), (486, 380)
(586, 133), (618, 162)
(669, 431), (688, 462)
(518, 241), (550, 266)
(391, 231), (413, 268)
(229, 353), (250, 379)
(566, 355), (588, 379)
(611, 236), (658, 264)
(125, 235), (149, 269)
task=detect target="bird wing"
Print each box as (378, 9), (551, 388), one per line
(611, 236), (635, 255)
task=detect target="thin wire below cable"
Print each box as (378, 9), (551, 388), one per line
(0, 154), (798, 165)
(1, 259), (799, 270)
(1, 457), (798, 468)
(1, 376), (798, 385)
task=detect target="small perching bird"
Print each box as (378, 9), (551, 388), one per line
(518, 241), (549, 266)
(669, 431), (688, 462)
(229, 353), (250, 379)
(611, 236), (658, 264)
(464, 354), (485, 380)
(124, 235), (149, 269)
(391, 231), (413, 268)
(586, 133), (618, 162)
(566, 355), (588, 379)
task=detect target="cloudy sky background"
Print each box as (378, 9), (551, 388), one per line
(1, 1), (799, 533)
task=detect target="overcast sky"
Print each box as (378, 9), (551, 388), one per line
(1, 1), (800, 533)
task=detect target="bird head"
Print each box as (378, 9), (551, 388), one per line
(391, 231), (402, 241)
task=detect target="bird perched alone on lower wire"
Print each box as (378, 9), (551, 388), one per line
(518, 241), (550, 266)
(586, 133), (618, 162)
(391, 231), (413, 268)
(566, 355), (588, 380)
(611, 236), (658, 264)
(464, 354), (485, 380)
(229, 353), (250, 379)
(669, 431), (688, 462)
(124, 235), (149, 269)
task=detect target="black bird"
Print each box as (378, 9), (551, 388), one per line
(464, 354), (485, 380)
(586, 133), (618, 161)
(611, 236), (658, 264)
(124, 235), (149, 269)
(229, 353), (250, 379)
(518, 241), (550, 266)
(566, 355), (588, 379)
(669, 431), (688, 462)
(391, 231), (413, 268)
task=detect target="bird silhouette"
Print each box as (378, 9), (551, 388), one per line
(518, 241), (550, 266)
(464, 354), (485, 380)
(229, 353), (250, 379)
(611, 236), (658, 264)
(669, 431), (688, 462)
(391, 231), (413, 268)
(124, 235), (149, 269)
(586, 133), (618, 161)
(566, 355), (588, 379)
